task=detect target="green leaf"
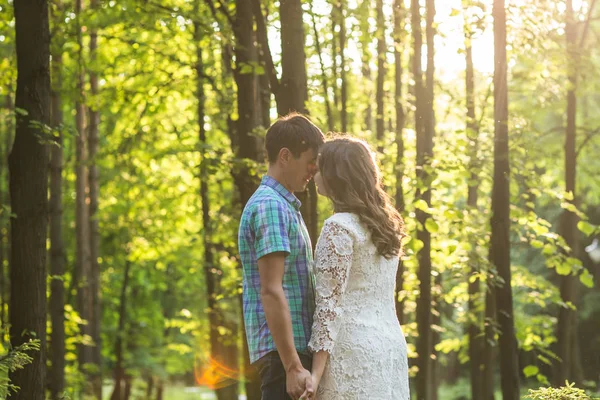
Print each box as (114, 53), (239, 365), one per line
(449, 8), (460, 17)
(530, 239), (544, 249)
(425, 218), (439, 233)
(579, 269), (594, 288)
(556, 261), (571, 276)
(14, 107), (28, 116)
(524, 365), (539, 378)
(577, 221), (596, 236)
(414, 199), (429, 211)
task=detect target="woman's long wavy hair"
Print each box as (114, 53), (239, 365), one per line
(318, 137), (405, 258)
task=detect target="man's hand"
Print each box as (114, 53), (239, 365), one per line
(286, 364), (313, 400)
(299, 373), (320, 400)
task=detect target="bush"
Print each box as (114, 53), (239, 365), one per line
(524, 381), (596, 400)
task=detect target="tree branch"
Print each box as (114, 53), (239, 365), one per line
(578, 0), (598, 49)
(251, 0), (280, 99)
(204, 0), (234, 27)
(576, 127), (600, 159)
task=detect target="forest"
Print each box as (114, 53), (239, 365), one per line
(1, 0), (600, 399)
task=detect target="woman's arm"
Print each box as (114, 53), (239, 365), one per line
(306, 221), (354, 397)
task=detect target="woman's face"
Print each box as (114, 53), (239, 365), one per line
(313, 170), (330, 198)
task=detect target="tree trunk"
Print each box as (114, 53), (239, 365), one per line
(425, 2), (437, 397)
(8, 0), (51, 397)
(278, 0), (318, 245)
(233, 2), (263, 398)
(1, 95), (12, 329)
(309, 5), (333, 132)
(155, 381), (164, 400)
(412, 0), (432, 398)
(195, 7), (239, 397)
(376, 0), (386, 153)
(464, 4), (484, 399)
(482, 283), (496, 399)
(338, 0), (347, 132)
(555, 0), (578, 387)
(359, 1), (372, 133)
(49, 36), (66, 400)
(88, 0), (102, 396)
(110, 260), (131, 400)
(331, 4), (339, 113)
(393, 0), (406, 214)
(75, 0), (93, 386)
(0, 102), (4, 332)
(278, 0), (307, 116)
(491, 1), (520, 398)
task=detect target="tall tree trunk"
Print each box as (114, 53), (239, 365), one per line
(110, 260), (131, 400)
(49, 36), (66, 400)
(359, 1), (372, 133)
(309, 5), (333, 132)
(491, 1), (520, 398)
(464, 4), (484, 399)
(0, 95), (11, 330)
(555, 0), (578, 387)
(375, 0), (386, 153)
(8, 0), (51, 397)
(1, 95), (12, 329)
(75, 0), (93, 386)
(412, 0), (432, 398)
(338, 0), (347, 133)
(331, 4), (339, 114)
(234, 2), (263, 398)
(482, 283), (496, 399)
(425, 2), (437, 398)
(88, 0), (102, 396)
(393, 0), (406, 325)
(279, 0), (318, 245)
(195, 7), (239, 398)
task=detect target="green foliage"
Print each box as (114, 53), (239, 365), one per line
(523, 382), (596, 400)
(0, 339), (41, 398)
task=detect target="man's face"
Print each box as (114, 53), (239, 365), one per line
(286, 148), (318, 193)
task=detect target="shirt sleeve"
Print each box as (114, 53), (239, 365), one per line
(308, 220), (353, 354)
(252, 200), (291, 260)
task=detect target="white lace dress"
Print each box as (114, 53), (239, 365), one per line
(308, 213), (410, 400)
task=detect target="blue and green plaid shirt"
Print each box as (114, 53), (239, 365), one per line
(238, 176), (316, 364)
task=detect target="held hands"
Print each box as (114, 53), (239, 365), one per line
(286, 365), (313, 400)
(299, 374), (320, 400)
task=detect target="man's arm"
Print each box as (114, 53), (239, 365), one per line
(258, 252), (313, 400)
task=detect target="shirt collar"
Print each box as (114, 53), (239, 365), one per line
(261, 175), (302, 210)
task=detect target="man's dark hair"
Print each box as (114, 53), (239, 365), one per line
(265, 113), (325, 163)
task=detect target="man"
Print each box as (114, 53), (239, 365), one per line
(238, 113), (325, 400)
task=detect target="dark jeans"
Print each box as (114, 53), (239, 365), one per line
(255, 351), (312, 400)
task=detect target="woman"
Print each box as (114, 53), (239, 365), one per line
(305, 137), (410, 399)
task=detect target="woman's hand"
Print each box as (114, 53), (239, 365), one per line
(299, 374), (320, 400)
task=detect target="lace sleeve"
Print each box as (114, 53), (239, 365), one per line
(308, 221), (353, 354)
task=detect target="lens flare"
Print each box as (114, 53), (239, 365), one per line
(194, 354), (241, 390)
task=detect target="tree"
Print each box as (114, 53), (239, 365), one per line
(195, 2), (238, 398)
(74, 0), (93, 388)
(88, 0), (102, 396)
(375, 0), (386, 153)
(555, 0), (598, 386)
(463, 3), (484, 399)
(491, 0), (520, 398)
(393, 0), (406, 324)
(8, 0), (51, 397)
(278, 0), (318, 244)
(412, 0), (433, 398)
(49, 1), (66, 397)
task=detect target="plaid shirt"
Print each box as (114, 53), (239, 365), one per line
(238, 175), (316, 364)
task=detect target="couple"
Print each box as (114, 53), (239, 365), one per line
(238, 113), (410, 400)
